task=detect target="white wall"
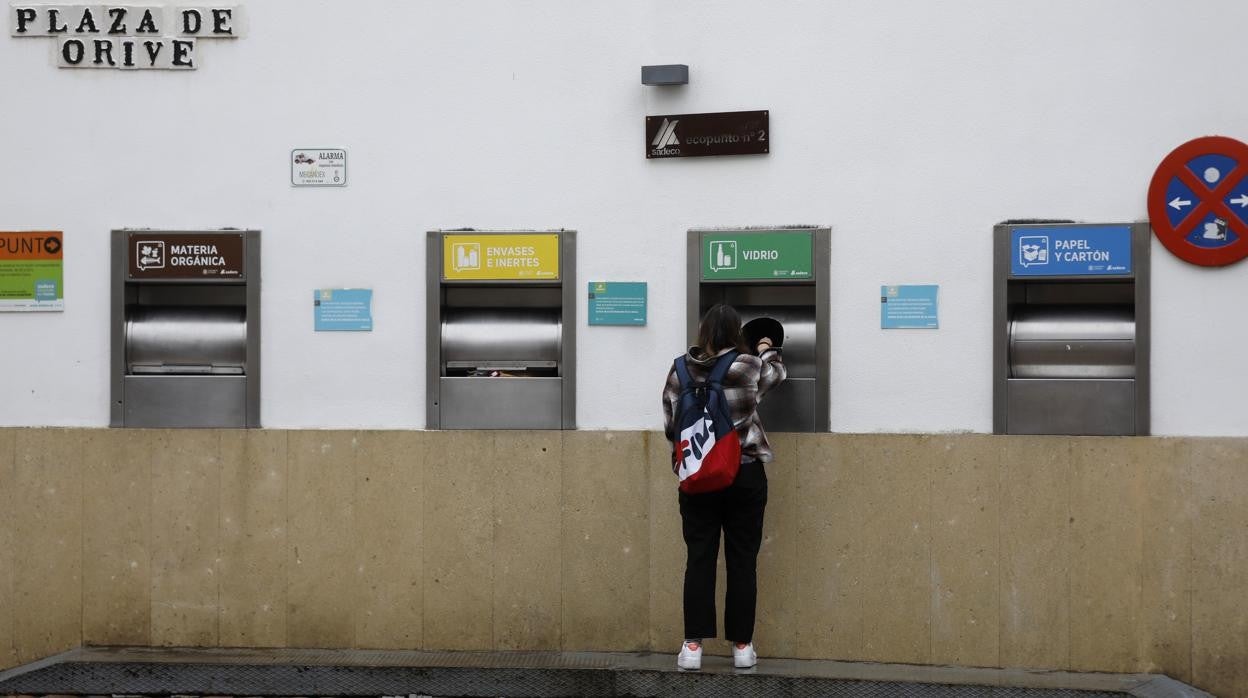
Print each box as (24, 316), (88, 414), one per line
(3, 0), (1247, 435)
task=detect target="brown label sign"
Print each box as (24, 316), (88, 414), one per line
(646, 110), (769, 159)
(127, 232), (245, 279)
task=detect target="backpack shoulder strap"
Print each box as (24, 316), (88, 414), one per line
(673, 355), (693, 388)
(708, 351), (738, 385)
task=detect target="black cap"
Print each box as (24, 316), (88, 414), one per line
(742, 317), (784, 352)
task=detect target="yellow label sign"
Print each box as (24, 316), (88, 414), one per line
(443, 234), (560, 281)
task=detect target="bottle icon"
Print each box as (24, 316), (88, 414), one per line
(710, 241), (737, 271)
(454, 243), (480, 272)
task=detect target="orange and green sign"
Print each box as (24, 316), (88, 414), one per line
(0, 231), (63, 312)
(443, 233), (560, 281)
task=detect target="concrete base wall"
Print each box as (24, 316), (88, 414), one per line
(0, 429), (1244, 695)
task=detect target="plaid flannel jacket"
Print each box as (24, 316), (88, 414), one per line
(662, 347), (787, 464)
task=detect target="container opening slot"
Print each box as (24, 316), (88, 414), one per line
(443, 364), (559, 378)
(128, 363), (245, 376)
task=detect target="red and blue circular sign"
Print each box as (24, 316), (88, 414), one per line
(1148, 135), (1248, 266)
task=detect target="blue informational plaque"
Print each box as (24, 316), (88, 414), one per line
(881, 285), (939, 329)
(314, 288), (373, 331)
(1010, 225), (1132, 276)
(588, 282), (647, 326)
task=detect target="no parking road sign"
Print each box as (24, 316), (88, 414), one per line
(1148, 135), (1248, 266)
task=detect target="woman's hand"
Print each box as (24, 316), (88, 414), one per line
(756, 337), (773, 354)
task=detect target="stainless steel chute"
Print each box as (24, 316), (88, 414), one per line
(1008, 305), (1134, 379)
(126, 306), (247, 375)
(687, 227), (831, 433)
(426, 230), (577, 430)
(737, 305), (816, 379)
(111, 229), (261, 428)
(992, 222), (1149, 436)
(441, 308), (561, 372)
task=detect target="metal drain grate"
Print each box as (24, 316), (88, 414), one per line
(0, 661), (1134, 698)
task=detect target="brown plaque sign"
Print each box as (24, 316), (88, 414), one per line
(646, 110), (769, 159)
(127, 232), (245, 279)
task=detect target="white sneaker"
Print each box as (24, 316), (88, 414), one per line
(733, 641), (757, 668)
(677, 640), (702, 670)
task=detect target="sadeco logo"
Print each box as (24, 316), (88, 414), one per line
(652, 118), (679, 151)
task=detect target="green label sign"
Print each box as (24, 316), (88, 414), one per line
(701, 231), (812, 280)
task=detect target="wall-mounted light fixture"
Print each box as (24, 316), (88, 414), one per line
(641, 64), (689, 86)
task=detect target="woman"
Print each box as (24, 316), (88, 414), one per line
(661, 304), (787, 671)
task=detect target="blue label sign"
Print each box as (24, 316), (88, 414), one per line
(314, 288), (373, 331)
(881, 285), (939, 329)
(34, 279), (58, 301)
(588, 282), (646, 326)
(1010, 225), (1132, 276)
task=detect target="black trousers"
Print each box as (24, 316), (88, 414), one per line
(678, 460), (768, 643)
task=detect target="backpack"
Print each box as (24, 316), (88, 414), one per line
(671, 351), (741, 494)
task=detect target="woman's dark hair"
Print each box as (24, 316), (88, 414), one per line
(696, 304), (748, 354)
